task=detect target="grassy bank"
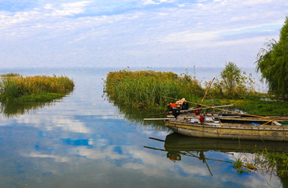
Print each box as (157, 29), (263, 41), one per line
(0, 74), (74, 102)
(219, 99), (288, 116)
(104, 68), (288, 115)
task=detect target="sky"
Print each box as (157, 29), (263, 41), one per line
(0, 0), (287, 68)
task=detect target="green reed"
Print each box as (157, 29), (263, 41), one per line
(104, 68), (205, 110)
(0, 75), (74, 102)
(104, 68), (264, 111)
(0, 72), (21, 77)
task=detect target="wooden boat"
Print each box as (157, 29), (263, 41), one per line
(146, 96), (288, 142)
(165, 113), (288, 142)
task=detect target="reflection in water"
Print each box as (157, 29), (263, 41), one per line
(62, 138), (92, 146)
(163, 133), (288, 153)
(0, 68), (284, 187)
(0, 101), (57, 118)
(0, 90), (73, 118)
(145, 133), (288, 187)
(108, 100), (167, 130)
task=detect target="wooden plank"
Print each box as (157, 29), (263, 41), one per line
(144, 118), (170, 121)
(218, 117), (279, 122)
(186, 105), (234, 111)
(273, 121), (282, 126)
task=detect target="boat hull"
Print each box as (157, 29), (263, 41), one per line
(165, 121), (288, 142)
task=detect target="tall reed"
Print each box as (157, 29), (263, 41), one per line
(104, 68), (204, 110)
(0, 72), (20, 78)
(0, 75), (74, 101)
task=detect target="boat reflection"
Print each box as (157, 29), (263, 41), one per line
(163, 133), (288, 154)
(145, 133), (288, 180)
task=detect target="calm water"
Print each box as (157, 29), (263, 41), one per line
(0, 67), (285, 188)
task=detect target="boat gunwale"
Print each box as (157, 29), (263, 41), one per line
(166, 120), (288, 132)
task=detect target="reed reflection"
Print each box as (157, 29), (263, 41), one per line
(107, 100), (167, 130)
(0, 101), (59, 118)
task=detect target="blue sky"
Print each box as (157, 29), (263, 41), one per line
(0, 0), (287, 68)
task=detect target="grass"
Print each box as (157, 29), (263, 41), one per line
(104, 68), (205, 110)
(219, 99), (288, 116)
(104, 68), (288, 115)
(233, 149), (288, 177)
(0, 93), (66, 102)
(232, 158), (248, 174)
(261, 151), (288, 177)
(104, 68), (263, 111)
(0, 72), (21, 77)
(0, 74), (74, 102)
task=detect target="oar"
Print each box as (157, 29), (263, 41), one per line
(149, 137), (165, 142)
(149, 113), (168, 116)
(261, 119), (274, 126)
(143, 146), (166, 152)
(185, 104), (234, 111)
(201, 78), (215, 105)
(144, 146), (234, 168)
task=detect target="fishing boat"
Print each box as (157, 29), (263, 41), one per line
(145, 97), (288, 141)
(164, 112), (288, 142)
(145, 77), (288, 142)
(145, 101), (288, 141)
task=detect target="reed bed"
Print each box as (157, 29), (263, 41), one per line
(104, 68), (205, 110)
(0, 72), (21, 78)
(0, 75), (74, 102)
(104, 68), (266, 112)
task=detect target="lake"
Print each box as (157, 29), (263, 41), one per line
(0, 67), (285, 188)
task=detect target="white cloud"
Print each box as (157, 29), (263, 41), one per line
(0, 11), (41, 27)
(76, 146), (127, 160)
(122, 147), (210, 177)
(0, 0), (286, 68)
(16, 115), (91, 133)
(160, 30), (219, 43)
(44, 4), (54, 10)
(52, 1), (92, 16)
(28, 153), (71, 162)
(142, 0), (158, 5)
(142, 0), (174, 5)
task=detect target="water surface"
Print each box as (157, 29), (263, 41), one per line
(0, 67), (285, 188)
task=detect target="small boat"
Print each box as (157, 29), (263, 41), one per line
(146, 96), (288, 142)
(165, 113), (288, 142)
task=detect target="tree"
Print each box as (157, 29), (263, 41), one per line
(256, 16), (288, 100)
(220, 62), (242, 96)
